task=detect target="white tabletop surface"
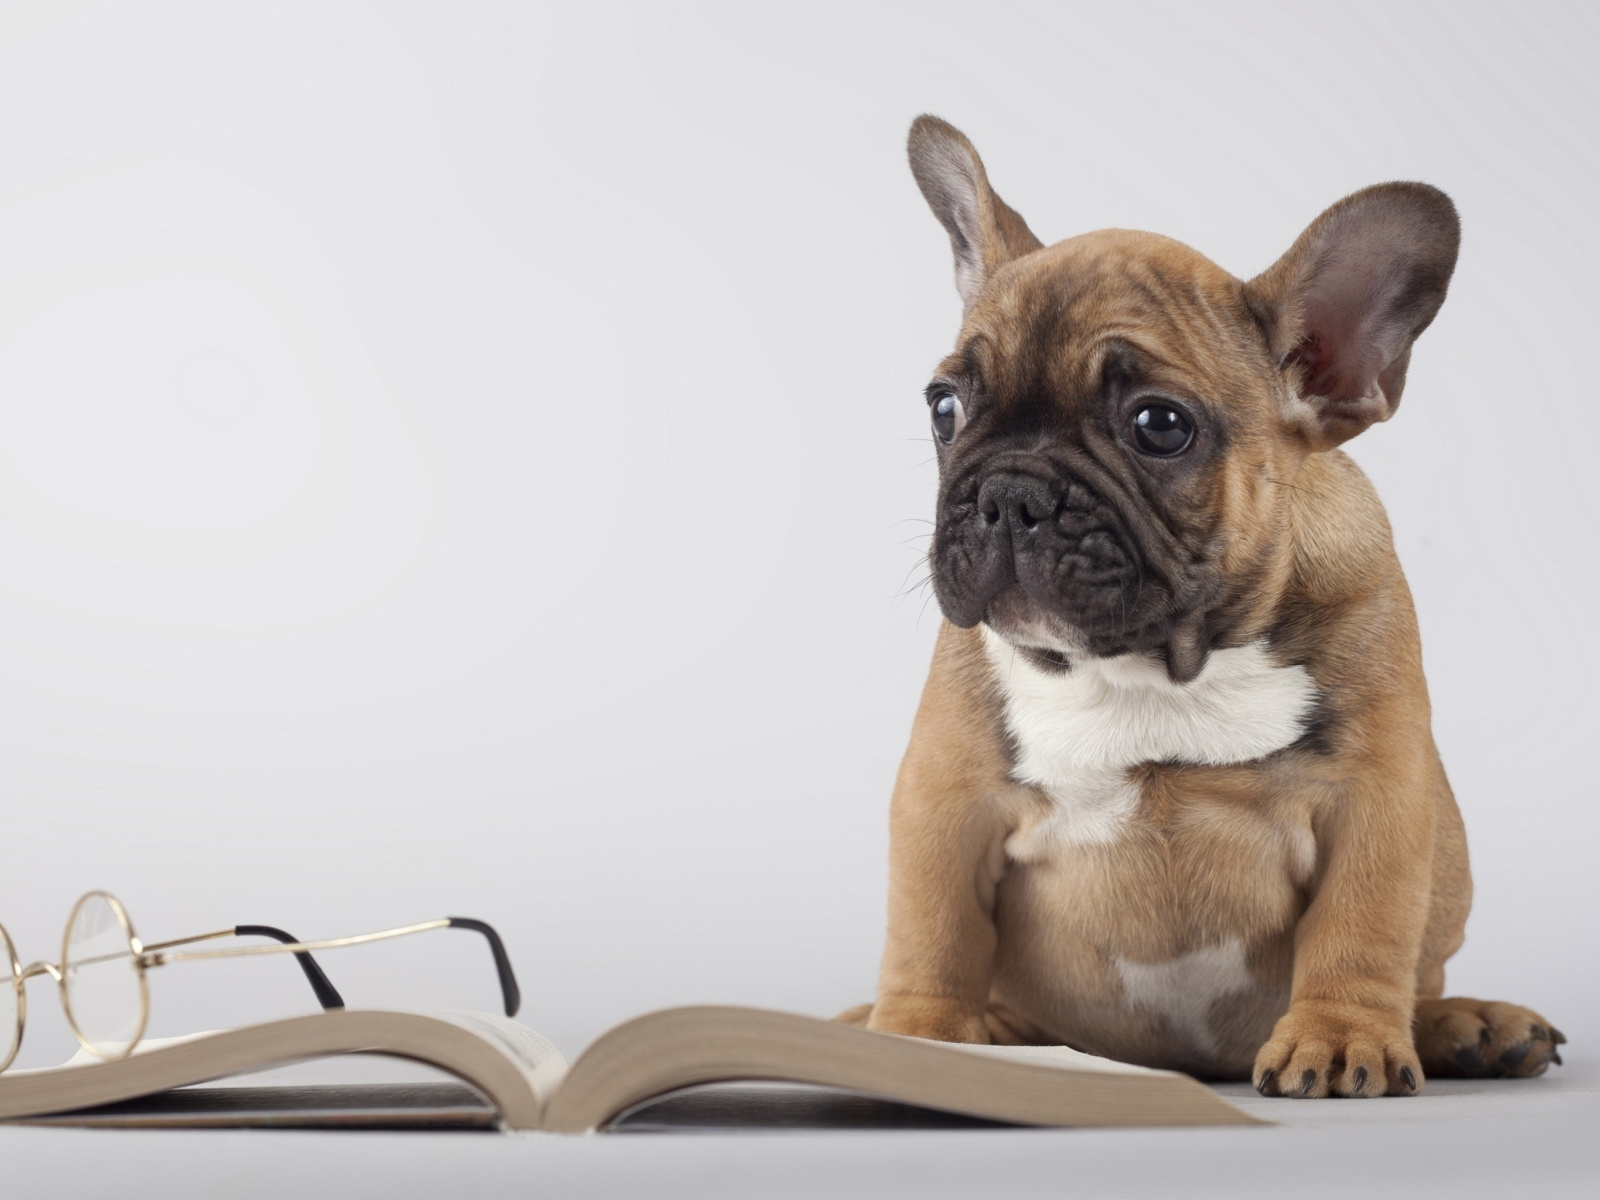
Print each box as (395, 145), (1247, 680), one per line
(4, 1061), (1594, 1200)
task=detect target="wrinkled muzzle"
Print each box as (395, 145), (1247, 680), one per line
(932, 463), (1154, 649)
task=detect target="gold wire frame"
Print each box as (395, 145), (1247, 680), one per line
(1, 921), (23, 1075)
(141, 919), (451, 966)
(3, 891), (465, 1070)
(61, 891), (151, 1063)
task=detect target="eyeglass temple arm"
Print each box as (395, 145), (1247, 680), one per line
(150, 918), (521, 1017)
(446, 917), (521, 1017)
(233, 925), (345, 1011)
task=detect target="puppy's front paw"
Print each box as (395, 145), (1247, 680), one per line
(834, 1002), (875, 1028)
(863, 994), (991, 1043)
(1253, 1004), (1421, 1098)
(1414, 997), (1564, 1078)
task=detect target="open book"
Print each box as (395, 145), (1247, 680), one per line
(0, 1006), (1261, 1131)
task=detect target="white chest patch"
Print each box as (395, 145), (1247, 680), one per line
(982, 627), (1318, 856)
(1113, 938), (1254, 1057)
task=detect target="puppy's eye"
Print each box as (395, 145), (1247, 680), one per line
(1131, 404), (1194, 456)
(931, 393), (965, 444)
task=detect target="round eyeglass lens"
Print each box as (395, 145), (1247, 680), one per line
(0, 926), (20, 1070)
(62, 893), (146, 1059)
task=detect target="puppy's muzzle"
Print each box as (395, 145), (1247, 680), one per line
(935, 466), (1141, 637)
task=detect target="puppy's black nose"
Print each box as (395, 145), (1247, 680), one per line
(978, 473), (1058, 534)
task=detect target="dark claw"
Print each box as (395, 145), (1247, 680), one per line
(1351, 1065), (1369, 1093)
(1400, 1065), (1418, 1092)
(1551, 1027), (1567, 1045)
(1499, 1042), (1531, 1069)
(1296, 1069), (1318, 1096)
(1531, 1025), (1549, 1042)
(1255, 1067), (1276, 1096)
(1479, 1026), (1494, 1047)
(1552, 1051), (1563, 1066)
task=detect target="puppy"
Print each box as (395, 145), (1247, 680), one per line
(846, 116), (1563, 1097)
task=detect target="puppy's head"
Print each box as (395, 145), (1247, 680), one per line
(909, 116), (1459, 682)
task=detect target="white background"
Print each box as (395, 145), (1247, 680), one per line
(0, 0), (1595, 1081)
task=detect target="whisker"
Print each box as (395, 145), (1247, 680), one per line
(894, 570), (934, 604)
(895, 556), (932, 592)
(1263, 476), (1311, 496)
(896, 582), (934, 607)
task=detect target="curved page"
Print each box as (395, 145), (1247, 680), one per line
(0, 1010), (556, 1130)
(542, 1006), (1262, 1132)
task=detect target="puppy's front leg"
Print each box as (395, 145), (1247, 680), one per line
(1255, 750), (1435, 1098)
(867, 626), (1019, 1044)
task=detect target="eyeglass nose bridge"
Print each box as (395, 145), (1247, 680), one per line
(18, 961), (63, 984)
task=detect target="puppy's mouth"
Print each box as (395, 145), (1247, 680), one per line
(983, 584), (1089, 671)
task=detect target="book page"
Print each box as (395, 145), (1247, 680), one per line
(8, 1032), (221, 1074)
(0, 1010), (560, 1130)
(39, 1016), (566, 1078)
(418, 1012), (563, 1069)
(543, 1005), (1258, 1132)
(932, 1040), (1174, 1076)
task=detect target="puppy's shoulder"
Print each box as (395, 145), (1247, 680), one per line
(1284, 449), (1399, 604)
(1272, 449), (1425, 708)
(895, 622), (1020, 809)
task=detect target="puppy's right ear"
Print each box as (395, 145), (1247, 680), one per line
(908, 116), (1043, 311)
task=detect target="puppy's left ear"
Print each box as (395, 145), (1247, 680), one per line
(1245, 183), (1460, 451)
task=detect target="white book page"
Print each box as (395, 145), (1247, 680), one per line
(4, 1031), (223, 1075)
(931, 1040), (1176, 1076)
(423, 1011), (566, 1074)
(14, 1012), (567, 1088)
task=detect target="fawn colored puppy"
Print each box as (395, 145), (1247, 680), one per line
(844, 116), (1562, 1098)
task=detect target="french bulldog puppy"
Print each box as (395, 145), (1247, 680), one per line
(846, 116), (1563, 1097)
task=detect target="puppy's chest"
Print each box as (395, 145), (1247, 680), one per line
(983, 631), (1319, 861)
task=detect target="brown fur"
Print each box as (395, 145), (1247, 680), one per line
(848, 117), (1562, 1097)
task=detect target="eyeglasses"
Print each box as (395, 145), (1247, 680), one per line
(0, 890), (521, 1073)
